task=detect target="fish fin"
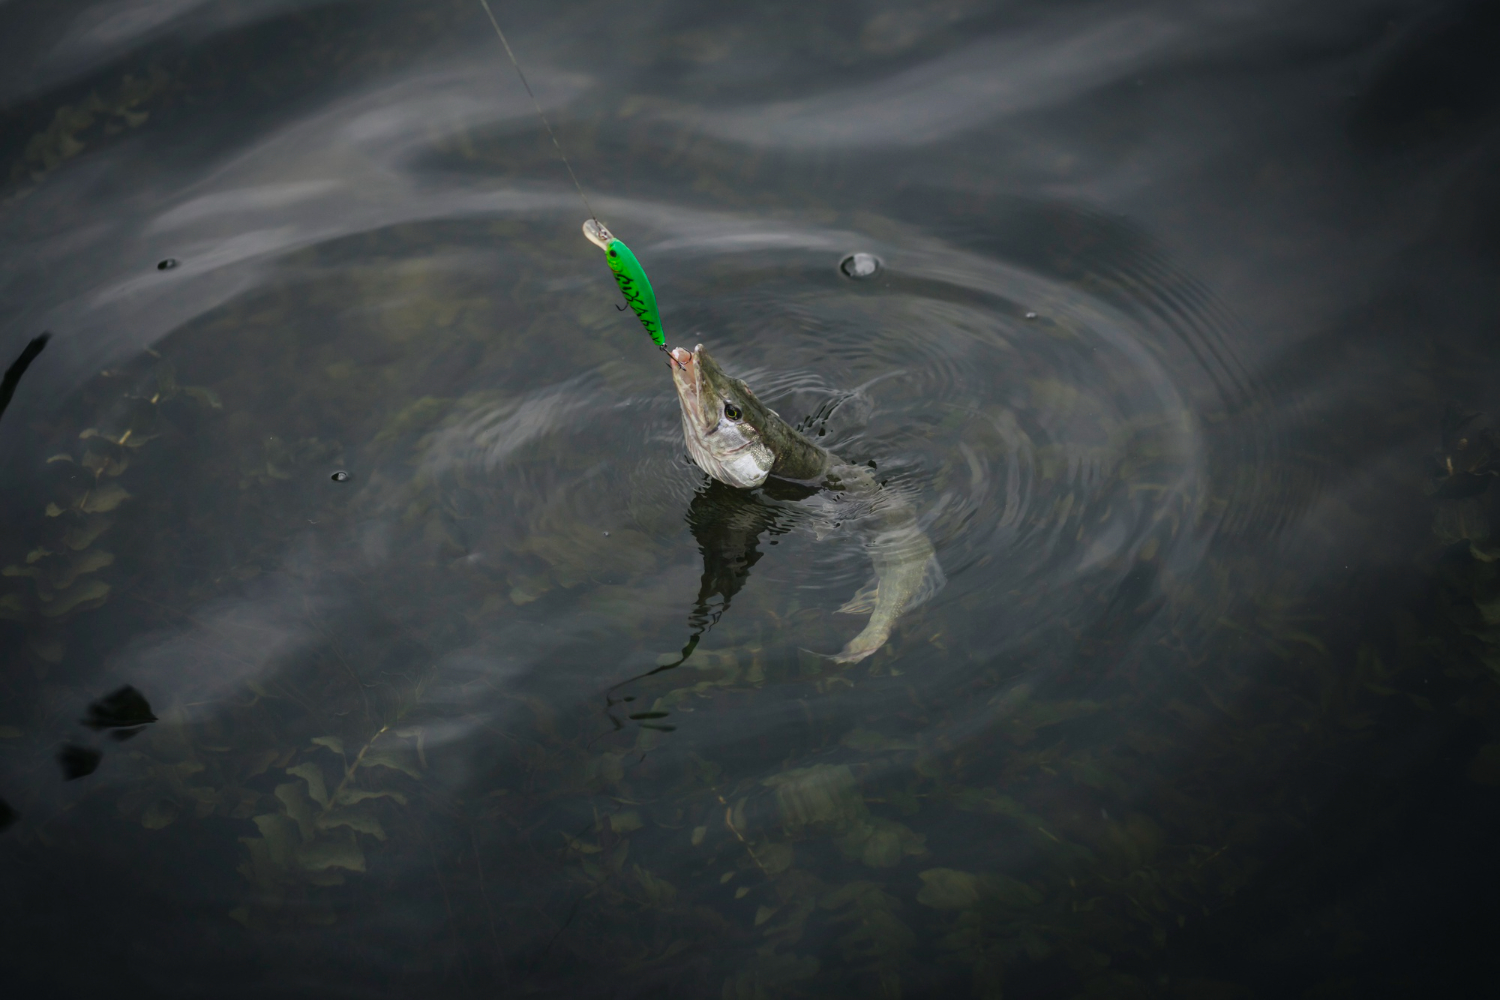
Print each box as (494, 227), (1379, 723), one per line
(834, 555), (943, 617)
(836, 578), (879, 615)
(904, 555), (947, 612)
(832, 622), (891, 663)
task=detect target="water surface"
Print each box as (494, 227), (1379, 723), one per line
(3, 1), (1500, 997)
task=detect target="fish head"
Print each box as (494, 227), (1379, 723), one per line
(669, 344), (775, 489)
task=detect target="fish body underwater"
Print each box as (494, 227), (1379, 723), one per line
(668, 344), (942, 663)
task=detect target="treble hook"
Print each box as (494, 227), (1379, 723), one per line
(660, 344), (686, 371)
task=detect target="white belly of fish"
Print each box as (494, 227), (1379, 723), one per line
(681, 414), (774, 488)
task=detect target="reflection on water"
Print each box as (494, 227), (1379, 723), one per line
(3, 0), (1500, 996)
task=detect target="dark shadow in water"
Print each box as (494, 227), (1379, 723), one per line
(51, 688), (158, 783)
(0, 332), (48, 426)
(56, 744), (101, 781)
(0, 797), (16, 832)
(81, 685), (158, 737)
(605, 477), (808, 728)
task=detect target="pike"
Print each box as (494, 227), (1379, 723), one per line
(479, 2), (940, 662)
(666, 342), (943, 663)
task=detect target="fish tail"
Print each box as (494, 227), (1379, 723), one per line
(832, 619), (894, 664)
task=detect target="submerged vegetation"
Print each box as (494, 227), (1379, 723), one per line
(4, 270), (1491, 998)
(0, 202), (1494, 996)
(1, 352), (220, 662)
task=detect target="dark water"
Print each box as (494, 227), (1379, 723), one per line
(3, 1), (1500, 996)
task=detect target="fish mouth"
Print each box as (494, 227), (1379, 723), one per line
(669, 344), (715, 432)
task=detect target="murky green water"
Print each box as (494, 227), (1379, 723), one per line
(3, 1), (1500, 997)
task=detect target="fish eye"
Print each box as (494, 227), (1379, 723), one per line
(724, 403), (742, 420)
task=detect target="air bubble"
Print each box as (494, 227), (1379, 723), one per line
(331, 470), (350, 482)
(157, 259), (178, 271)
(839, 253), (882, 280)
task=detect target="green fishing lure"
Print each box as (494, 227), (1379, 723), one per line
(584, 219), (664, 347)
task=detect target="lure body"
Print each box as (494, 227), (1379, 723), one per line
(583, 219), (664, 347)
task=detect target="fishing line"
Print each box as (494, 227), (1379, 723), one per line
(476, 0), (597, 224)
(477, 1), (683, 369)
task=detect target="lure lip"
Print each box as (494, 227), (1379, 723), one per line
(582, 218), (614, 251)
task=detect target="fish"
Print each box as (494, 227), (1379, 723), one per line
(667, 343), (942, 663)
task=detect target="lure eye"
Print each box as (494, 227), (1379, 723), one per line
(608, 249), (617, 258)
(724, 403), (742, 421)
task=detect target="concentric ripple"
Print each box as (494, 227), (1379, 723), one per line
(342, 208), (1248, 682)
(648, 240), (1209, 660)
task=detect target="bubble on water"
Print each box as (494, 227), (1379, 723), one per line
(1024, 311), (1038, 320)
(839, 253), (881, 279)
(331, 470), (350, 482)
(157, 259), (178, 271)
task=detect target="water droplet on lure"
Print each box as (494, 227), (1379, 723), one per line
(839, 253), (882, 280)
(331, 470), (350, 482)
(157, 258), (178, 271)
